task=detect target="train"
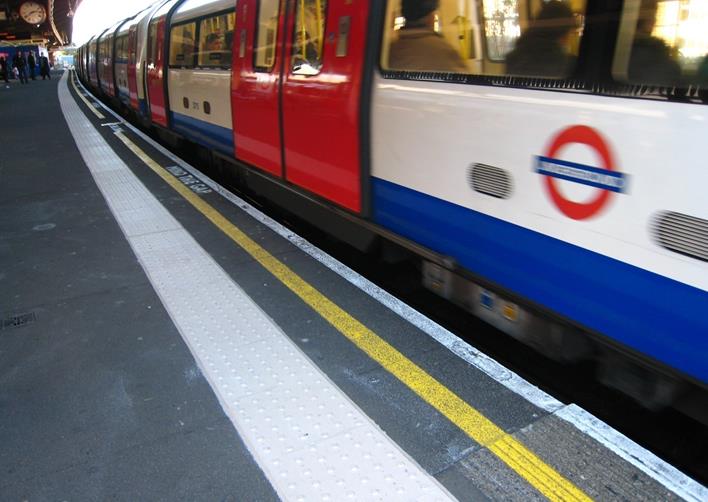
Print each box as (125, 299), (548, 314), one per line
(75, 0), (708, 420)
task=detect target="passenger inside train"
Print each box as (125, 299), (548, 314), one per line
(197, 13), (234, 67)
(387, 0), (468, 72)
(383, 0), (586, 79)
(610, 0), (708, 91)
(291, 0), (327, 75)
(626, 0), (682, 85)
(505, 0), (577, 77)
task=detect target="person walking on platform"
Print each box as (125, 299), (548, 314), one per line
(27, 51), (36, 80)
(12, 53), (28, 84)
(0, 57), (9, 88)
(40, 55), (50, 80)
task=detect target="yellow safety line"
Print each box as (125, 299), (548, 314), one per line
(112, 130), (592, 502)
(69, 71), (105, 119)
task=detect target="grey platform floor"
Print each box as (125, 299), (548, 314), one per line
(0, 73), (278, 501)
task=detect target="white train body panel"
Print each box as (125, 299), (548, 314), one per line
(370, 73), (708, 384)
(371, 75), (708, 292)
(168, 68), (233, 155)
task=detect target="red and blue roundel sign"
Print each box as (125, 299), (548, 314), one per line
(536, 125), (627, 220)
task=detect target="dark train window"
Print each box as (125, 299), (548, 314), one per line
(291, 0), (328, 75)
(197, 12), (235, 68)
(170, 22), (197, 67)
(612, 0), (708, 88)
(98, 37), (112, 68)
(148, 20), (159, 66)
(381, 0), (586, 79)
(254, 0), (280, 70)
(116, 34), (129, 62)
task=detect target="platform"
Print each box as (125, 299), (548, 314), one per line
(0, 71), (705, 501)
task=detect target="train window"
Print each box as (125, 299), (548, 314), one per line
(482, 0), (521, 61)
(197, 12), (235, 68)
(254, 0), (281, 71)
(99, 37), (110, 65)
(381, 0), (586, 79)
(291, 0), (327, 75)
(170, 22), (197, 67)
(613, 0), (708, 88)
(116, 35), (129, 62)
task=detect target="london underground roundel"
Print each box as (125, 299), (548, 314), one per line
(535, 125), (627, 220)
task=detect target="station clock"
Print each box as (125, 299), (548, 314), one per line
(19, 1), (47, 25)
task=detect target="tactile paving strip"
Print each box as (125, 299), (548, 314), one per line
(59, 73), (453, 500)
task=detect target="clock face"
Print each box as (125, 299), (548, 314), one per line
(19, 1), (47, 25)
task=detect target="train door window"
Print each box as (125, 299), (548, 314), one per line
(170, 22), (197, 68)
(254, 0), (281, 71)
(381, 0), (586, 79)
(148, 20), (159, 67)
(291, 0), (327, 75)
(129, 34), (137, 66)
(612, 0), (708, 88)
(197, 12), (236, 68)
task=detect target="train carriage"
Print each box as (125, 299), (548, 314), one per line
(114, 17), (136, 107)
(370, 0), (708, 401)
(97, 23), (121, 97)
(86, 35), (98, 88)
(77, 0), (708, 416)
(168, 0), (236, 156)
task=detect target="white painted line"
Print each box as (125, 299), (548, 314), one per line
(60, 72), (453, 501)
(74, 73), (708, 502)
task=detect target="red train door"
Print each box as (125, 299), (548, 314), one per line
(281, 0), (369, 213)
(232, 0), (287, 177)
(146, 0), (180, 127)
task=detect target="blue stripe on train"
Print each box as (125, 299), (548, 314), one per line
(372, 177), (708, 384)
(170, 111), (234, 157)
